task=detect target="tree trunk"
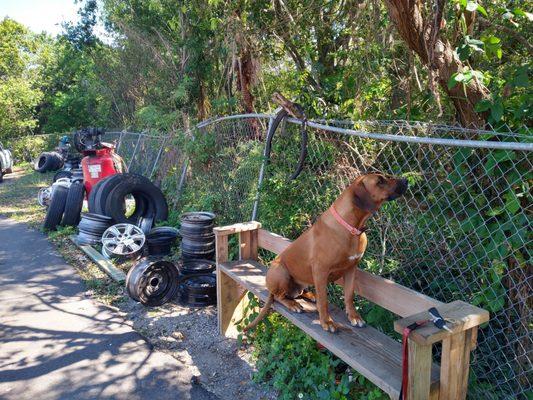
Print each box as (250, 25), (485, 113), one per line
(384, 0), (490, 127)
(236, 48), (260, 139)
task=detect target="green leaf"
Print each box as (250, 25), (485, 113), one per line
(504, 191), (520, 214)
(490, 99), (504, 122)
(448, 72), (464, 89)
(475, 99), (492, 112)
(477, 4), (488, 17)
(512, 66), (529, 87)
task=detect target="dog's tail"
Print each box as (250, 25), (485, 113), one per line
(243, 293), (275, 331)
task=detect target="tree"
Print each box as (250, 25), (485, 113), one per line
(384, 0), (490, 127)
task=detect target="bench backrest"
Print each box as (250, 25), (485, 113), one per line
(257, 228), (442, 318)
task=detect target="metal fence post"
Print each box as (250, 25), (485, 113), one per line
(251, 116), (274, 221)
(116, 130), (125, 152)
(149, 136), (168, 179)
(128, 133), (143, 171)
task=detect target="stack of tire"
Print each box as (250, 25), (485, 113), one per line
(35, 152), (64, 173)
(178, 259), (217, 307)
(180, 212), (216, 261)
(43, 179), (86, 230)
(88, 173), (168, 231)
(178, 212), (217, 307)
(76, 213), (112, 245)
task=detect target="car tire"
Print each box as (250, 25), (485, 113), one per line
(43, 185), (69, 230)
(53, 170), (73, 182)
(62, 181), (85, 226)
(104, 174), (168, 224)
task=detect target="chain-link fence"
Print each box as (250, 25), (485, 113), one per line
(24, 116), (530, 399)
(148, 115), (530, 400)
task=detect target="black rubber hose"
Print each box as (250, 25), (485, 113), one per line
(264, 108), (308, 180)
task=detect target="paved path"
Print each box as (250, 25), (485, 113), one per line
(0, 217), (217, 400)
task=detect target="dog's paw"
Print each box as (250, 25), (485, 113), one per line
(320, 318), (340, 333)
(281, 299), (304, 313)
(348, 315), (366, 328)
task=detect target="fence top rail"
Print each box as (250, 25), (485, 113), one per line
(196, 113), (273, 128)
(284, 118), (532, 152)
(191, 113), (531, 151)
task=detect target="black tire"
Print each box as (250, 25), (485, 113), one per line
(104, 174), (168, 224)
(43, 185), (69, 230)
(126, 258), (179, 306)
(91, 174), (150, 220)
(35, 152), (56, 173)
(62, 181), (85, 226)
(87, 175), (113, 213)
(78, 212), (112, 231)
(76, 212), (112, 245)
(53, 170), (73, 182)
(179, 259), (216, 276)
(92, 174), (125, 214)
(49, 152), (64, 170)
(179, 274), (217, 306)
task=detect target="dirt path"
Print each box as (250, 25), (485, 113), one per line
(0, 216), (219, 399)
(0, 168), (276, 400)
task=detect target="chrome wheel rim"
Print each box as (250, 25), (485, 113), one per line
(101, 223), (145, 255)
(37, 187), (52, 207)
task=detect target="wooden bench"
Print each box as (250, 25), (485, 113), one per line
(214, 221), (489, 400)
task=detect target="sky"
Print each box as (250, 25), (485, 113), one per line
(1, 0), (82, 36)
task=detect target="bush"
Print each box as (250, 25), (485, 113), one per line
(8, 133), (62, 163)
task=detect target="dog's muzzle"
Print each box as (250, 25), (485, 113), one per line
(387, 178), (408, 201)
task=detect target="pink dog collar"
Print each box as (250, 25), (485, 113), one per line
(329, 205), (363, 236)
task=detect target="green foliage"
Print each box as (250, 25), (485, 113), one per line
(240, 297), (387, 400)
(7, 133), (61, 162)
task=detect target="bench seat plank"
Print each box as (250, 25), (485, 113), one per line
(219, 259), (440, 399)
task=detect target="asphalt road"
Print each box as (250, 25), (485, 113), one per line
(0, 216), (218, 400)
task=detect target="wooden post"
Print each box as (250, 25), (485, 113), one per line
(407, 340), (433, 400)
(439, 328), (474, 400)
(215, 225), (259, 337)
(239, 229), (258, 260)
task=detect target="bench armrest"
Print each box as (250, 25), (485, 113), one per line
(394, 300), (489, 345)
(213, 221), (262, 237)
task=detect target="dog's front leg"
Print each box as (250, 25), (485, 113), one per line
(343, 267), (366, 328)
(313, 266), (339, 333)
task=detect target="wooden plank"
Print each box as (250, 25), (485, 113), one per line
(239, 229), (258, 260)
(459, 328), (475, 398)
(69, 235), (126, 283)
(356, 269), (443, 318)
(394, 301), (490, 345)
(407, 340), (433, 400)
(257, 228), (291, 254)
(439, 329), (472, 400)
(213, 221), (261, 236)
(257, 228), (441, 317)
(219, 259), (440, 399)
(217, 270), (247, 337)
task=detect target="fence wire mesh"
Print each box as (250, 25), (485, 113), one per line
(87, 117), (533, 399)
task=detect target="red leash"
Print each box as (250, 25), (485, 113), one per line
(400, 320), (429, 400)
(400, 307), (451, 399)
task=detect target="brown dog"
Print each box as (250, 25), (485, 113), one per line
(245, 173), (408, 332)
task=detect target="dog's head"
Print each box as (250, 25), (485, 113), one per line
(350, 173), (408, 213)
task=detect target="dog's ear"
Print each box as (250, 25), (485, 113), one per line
(352, 179), (377, 212)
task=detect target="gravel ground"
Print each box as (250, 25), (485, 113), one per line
(1, 168), (278, 400)
(116, 298), (277, 400)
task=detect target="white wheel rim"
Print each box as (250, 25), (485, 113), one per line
(37, 187), (52, 207)
(101, 223), (145, 255)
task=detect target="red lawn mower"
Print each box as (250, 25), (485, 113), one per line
(73, 128), (125, 195)
(43, 128), (124, 230)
